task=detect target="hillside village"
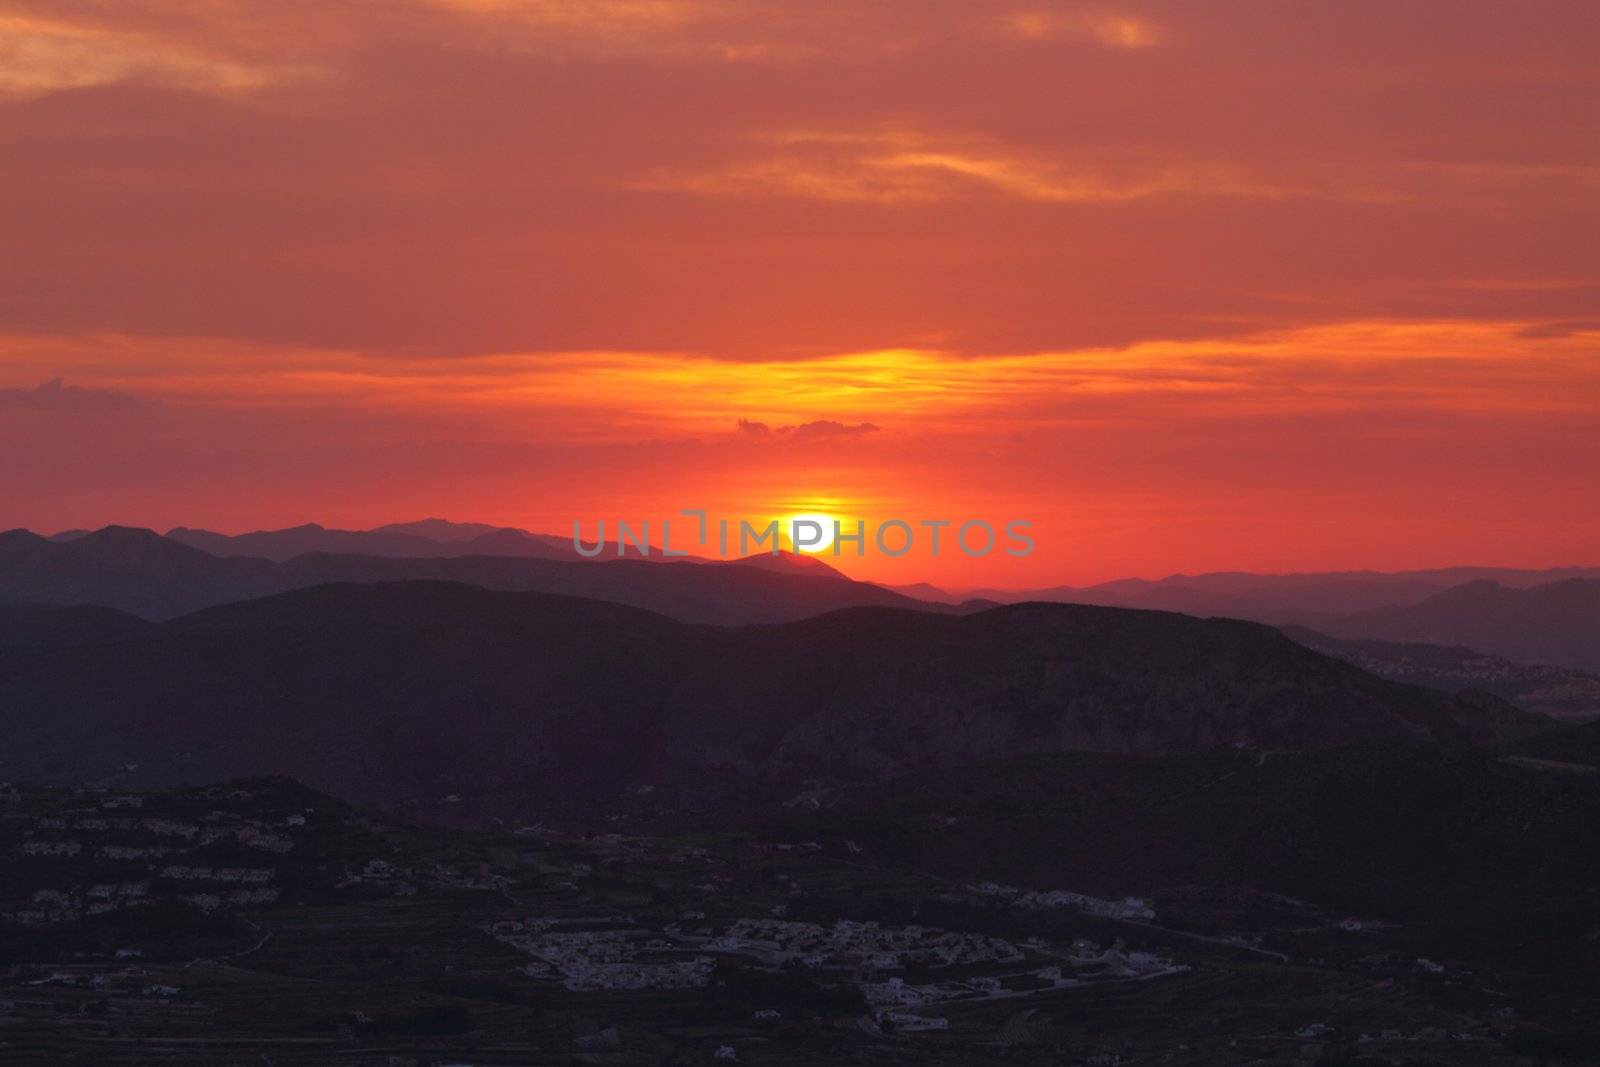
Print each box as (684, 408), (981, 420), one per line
(0, 777), (1584, 1064)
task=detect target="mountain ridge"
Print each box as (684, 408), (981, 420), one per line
(0, 581), (1545, 819)
(0, 526), (940, 625)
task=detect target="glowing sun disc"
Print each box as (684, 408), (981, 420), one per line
(785, 512), (836, 553)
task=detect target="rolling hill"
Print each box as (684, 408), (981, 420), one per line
(0, 526), (274, 619)
(1309, 579), (1600, 673)
(0, 582), (1542, 817)
(0, 602), (151, 648)
(0, 526), (937, 625)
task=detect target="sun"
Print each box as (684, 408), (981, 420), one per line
(784, 512), (836, 553)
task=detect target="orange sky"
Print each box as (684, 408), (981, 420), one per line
(1, 1), (1597, 586)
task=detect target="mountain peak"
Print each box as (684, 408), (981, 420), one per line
(730, 549), (849, 580)
(85, 524), (169, 543)
(73, 526), (223, 563)
(373, 518), (507, 543)
(0, 528), (51, 561)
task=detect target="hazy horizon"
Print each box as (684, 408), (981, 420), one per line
(12, 516), (1600, 591)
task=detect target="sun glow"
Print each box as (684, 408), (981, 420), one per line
(784, 512), (837, 553)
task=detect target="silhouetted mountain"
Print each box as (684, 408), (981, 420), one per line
(0, 527), (48, 561)
(965, 566), (1600, 619)
(166, 522), (578, 562)
(0, 526), (273, 619)
(453, 527), (575, 558)
(46, 529), (91, 543)
(264, 552), (925, 624)
(1282, 625), (1600, 721)
(677, 600), (1539, 784)
(725, 550), (849, 580)
(0, 527), (930, 624)
(952, 571), (1600, 675)
(372, 517), (509, 542)
(378, 517), (607, 556)
(0, 602), (150, 647)
(1310, 579), (1600, 673)
(168, 523), (431, 560)
(879, 580), (960, 604)
(0, 583), (1539, 814)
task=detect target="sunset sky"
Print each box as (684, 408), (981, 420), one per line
(2, 1), (1597, 586)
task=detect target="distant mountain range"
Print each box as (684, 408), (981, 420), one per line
(68, 520), (1600, 608)
(164, 520), (579, 562)
(6, 520), (1599, 675)
(943, 565), (1600, 615)
(1301, 579), (1600, 673)
(152, 519), (854, 576)
(0, 526), (929, 625)
(0, 581), (1539, 817)
(907, 570), (1600, 675)
(1282, 626), (1600, 721)
(166, 519), (859, 581)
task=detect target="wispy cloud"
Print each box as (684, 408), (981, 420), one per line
(629, 127), (1600, 209)
(0, 11), (309, 98)
(1002, 11), (1158, 48)
(629, 129), (1287, 204)
(5, 320), (1594, 440)
(2, 1), (1595, 360)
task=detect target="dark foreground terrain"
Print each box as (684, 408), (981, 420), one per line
(4, 764), (1599, 1066)
(3, 574), (1599, 1064)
